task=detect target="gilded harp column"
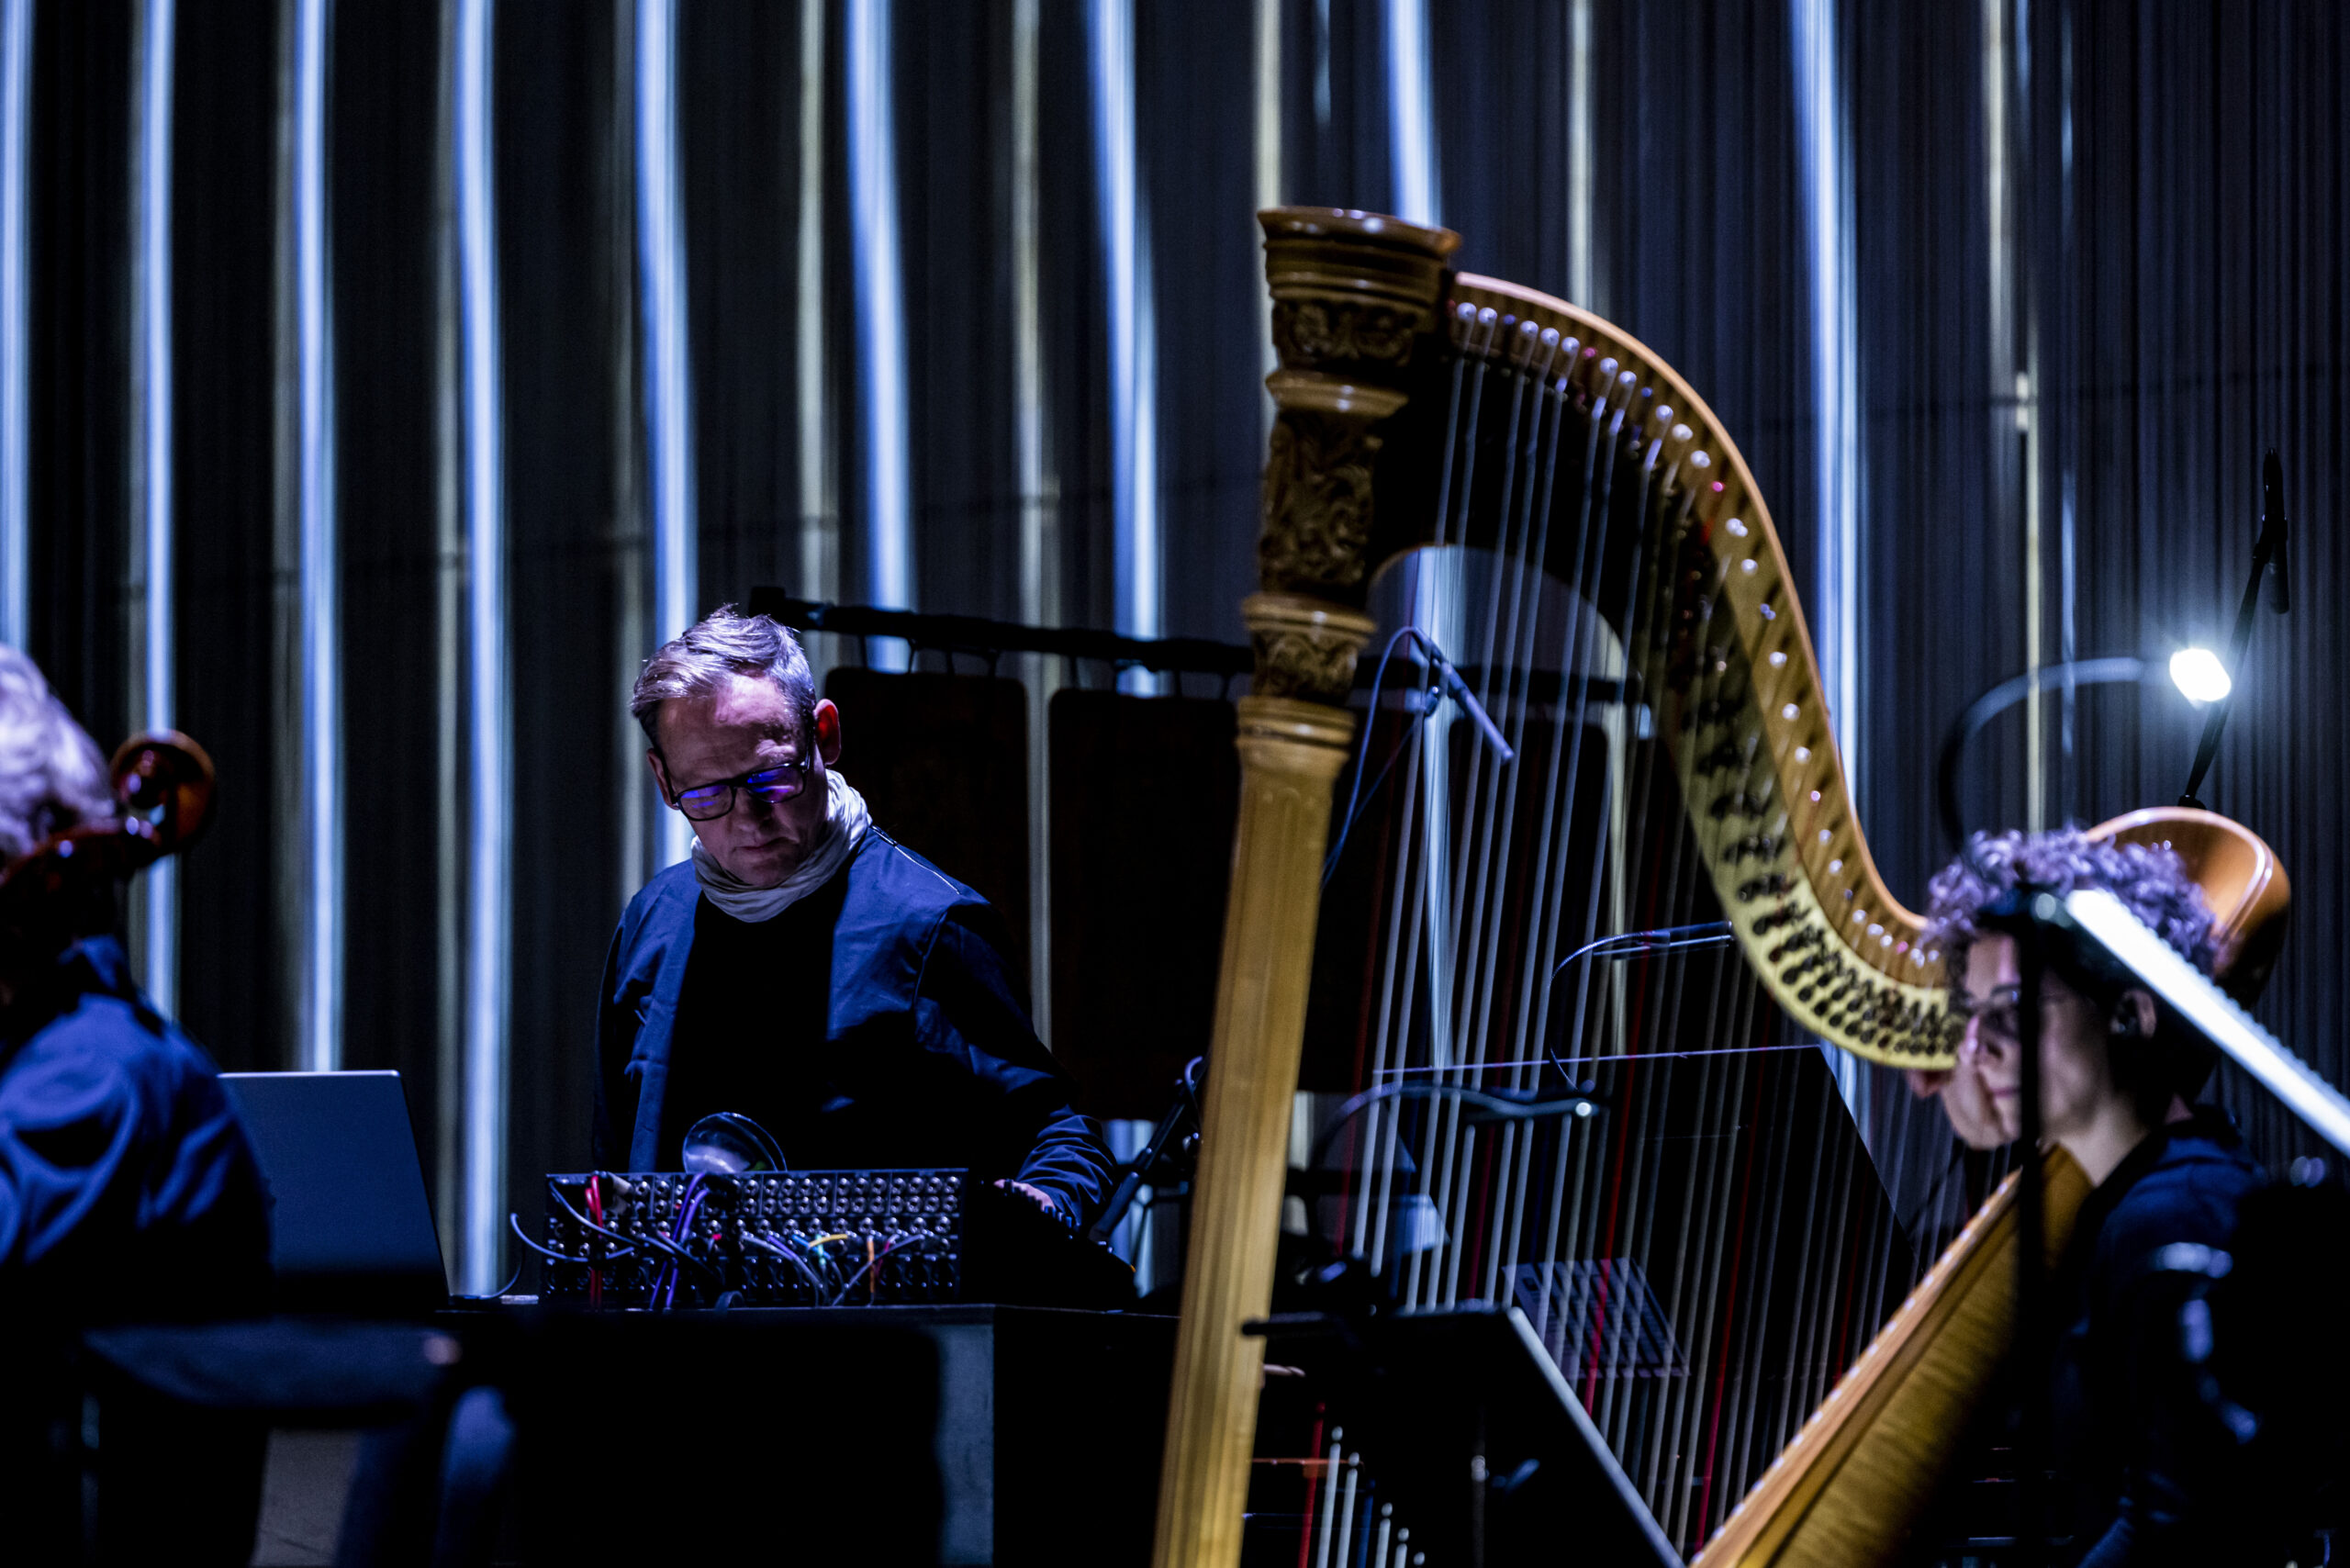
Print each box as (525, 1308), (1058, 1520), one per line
(1153, 209), (1458, 1568)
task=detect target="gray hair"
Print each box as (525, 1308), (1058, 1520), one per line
(630, 605), (816, 745)
(0, 644), (115, 865)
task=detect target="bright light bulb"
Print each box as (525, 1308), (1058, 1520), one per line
(2169, 647), (2232, 705)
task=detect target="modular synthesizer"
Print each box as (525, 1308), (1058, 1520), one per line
(536, 1169), (968, 1308)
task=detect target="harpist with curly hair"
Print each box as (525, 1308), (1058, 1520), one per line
(1909, 828), (2290, 1565)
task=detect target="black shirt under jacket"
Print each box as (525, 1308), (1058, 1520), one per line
(592, 833), (1114, 1227)
(2048, 1104), (2267, 1566)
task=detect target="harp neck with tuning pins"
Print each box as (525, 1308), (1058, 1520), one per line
(1151, 208), (2294, 1568)
(1258, 209), (1954, 1069)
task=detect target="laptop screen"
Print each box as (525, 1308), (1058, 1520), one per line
(218, 1070), (449, 1314)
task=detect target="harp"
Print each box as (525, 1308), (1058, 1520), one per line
(1151, 210), (2289, 1567)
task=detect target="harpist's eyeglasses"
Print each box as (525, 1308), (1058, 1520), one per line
(665, 756), (812, 821)
(1950, 980), (2088, 1049)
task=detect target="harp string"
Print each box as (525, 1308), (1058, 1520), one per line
(1522, 350), (1628, 1338)
(1436, 340), (1597, 1315)
(1673, 543), (1832, 1532)
(1472, 344), (1579, 1308)
(1355, 331), (1483, 1277)
(1600, 396), (1713, 1473)
(1355, 736), (1425, 1266)
(1609, 487), (1740, 1477)
(1484, 362), (1617, 1335)
(1397, 326), (1504, 1307)
(1487, 364), (1593, 1307)
(1531, 374), (1636, 1350)
(1327, 745), (1408, 1258)
(1417, 375), (1528, 1307)
(1433, 338), (1558, 1308)
(1627, 430), (1799, 1530)
(1583, 443), (1684, 1418)
(1327, 315), (1952, 1548)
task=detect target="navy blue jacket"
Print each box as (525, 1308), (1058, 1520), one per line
(0, 935), (270, 1321)
(593, 834), (1114, 1226)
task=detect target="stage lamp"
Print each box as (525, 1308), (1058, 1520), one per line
(2168, 647), (2232, 706)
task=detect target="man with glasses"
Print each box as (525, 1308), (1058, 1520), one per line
(593, 606), (1113, 1232)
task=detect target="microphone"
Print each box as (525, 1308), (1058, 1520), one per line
(1551, 921), (1736, 977)
(1317, 625), (1517, 889)
(2177, 446), (2293, 807)
(1414, 633), (1516, 764)
(1085, 1058), (1203, 1247)
(2262, 448), (2290, 614)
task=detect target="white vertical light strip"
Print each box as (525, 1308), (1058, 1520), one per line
(796, 0), (834, 614)
(1312, 0), (1330, 134)
(2056, 5), (2076, 818)
(2059, 468), (2076, 790)
(636, 0), (692, 644)
(1013, 0), (1049, 633)
(1794, 0), (1871, 1141)
(1013, 0), (1058, 1036)
(1254, 0), (1281, 218)
(1383, 0), (1439, 227)
(608, 4), (647, 905)
(1254, 0), (1281, 459)
(430, 0), (464, 1276)
(133, 0), (178, 1010)
(847, 0), (911, 666)
(0, 0), (28, 650)
(1090, 0), (1158, 689)
(1566, 0), (1594, 306)
(294, 0), (341, 1071)
(636, 0), (696, 868)
(454, 0), (509, 1298)
(1790, 0), (1861, 806)
(1984, 0), (2012, 402)
(2019, 0), (2044, 832)
(1380, 0), (1457, 1257)
(1985, 0), (2038, 828)
(2022, 353), (2042, 832)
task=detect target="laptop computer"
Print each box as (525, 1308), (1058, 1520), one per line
(218, 1070), (449, 1315)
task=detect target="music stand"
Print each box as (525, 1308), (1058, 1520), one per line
(1250, 1305), (1682, 1568)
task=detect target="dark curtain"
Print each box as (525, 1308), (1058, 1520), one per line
(28, 2), (131, 760)
(13, 0), (2349, 1275)
(496, 1), (632, 1238)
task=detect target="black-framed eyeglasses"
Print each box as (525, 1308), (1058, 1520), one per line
(1950, 980), (2087, 1048)
(662, 755), (813, 822)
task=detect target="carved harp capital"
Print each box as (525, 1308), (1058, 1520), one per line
(1241, 592), (1377, 710)
(1254, 207), (1460, 620)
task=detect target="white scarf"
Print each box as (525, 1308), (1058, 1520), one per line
(688, 769), (871, 923)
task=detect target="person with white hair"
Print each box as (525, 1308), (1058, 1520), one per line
(0, 644), (268, 1316)
(594, 606), (1114, 1231)
(0, 646), (272, 1556)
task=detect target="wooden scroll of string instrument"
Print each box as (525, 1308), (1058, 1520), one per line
(1695, 807), (2289, 1567)
(0, 730), (216, 941)
(1150, 206), (2290, 1568)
